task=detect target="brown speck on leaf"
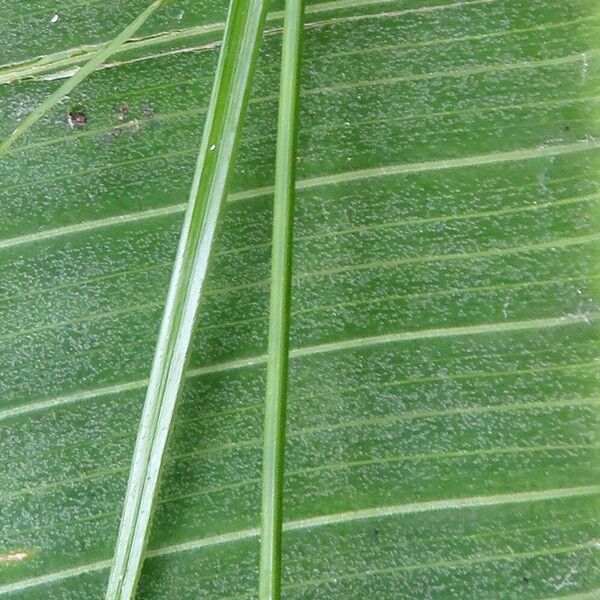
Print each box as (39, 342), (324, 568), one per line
(115, 104), (129, 121)
(67, 111), (86, 128)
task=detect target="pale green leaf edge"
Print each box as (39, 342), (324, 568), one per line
(104, 0), (271, 598)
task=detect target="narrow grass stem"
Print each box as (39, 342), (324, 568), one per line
(259, 1), (305, 598)
(105, 1), (271, 598)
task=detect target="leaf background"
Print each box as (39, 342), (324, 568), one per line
(1, 0), (600, 597)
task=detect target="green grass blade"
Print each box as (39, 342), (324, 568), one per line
(104, 0), (271, 598)
(259, 1), (304, 598)
(0, 0), (166, 155)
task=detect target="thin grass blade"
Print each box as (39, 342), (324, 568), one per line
(105, 0), (271, 598)
(259, 1), (305, 598)
(0, 0), (166, 155)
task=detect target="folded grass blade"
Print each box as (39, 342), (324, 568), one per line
(104, 1), (271, 598)
(0, 0), (166, 155)
(259, 1), (305, 598)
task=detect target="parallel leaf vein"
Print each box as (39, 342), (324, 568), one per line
(1, 484), (597, 595)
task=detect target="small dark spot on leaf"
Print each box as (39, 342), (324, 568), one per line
(67, 111), (86, 128)
(143, 105), (155, 118)
(373, 528), (379, 537)
(522, 575), (530, 583)
(563, 124), (571, 132)
(115, 104), (129, 121)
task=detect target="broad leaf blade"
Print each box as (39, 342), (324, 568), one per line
(0, 0), (599, 598)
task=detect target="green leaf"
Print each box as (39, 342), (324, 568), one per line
(1, 0), (600, 598)
(0, 0), (167, 155)
(105, 0), (270, 598)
